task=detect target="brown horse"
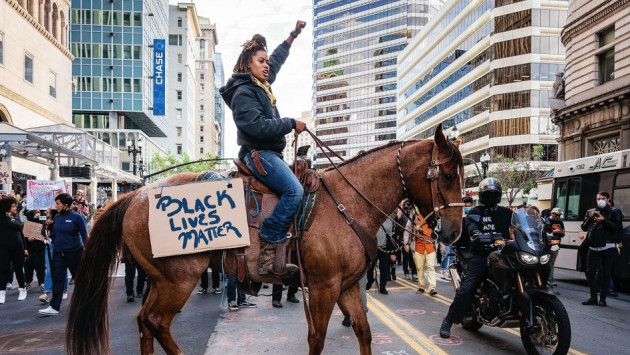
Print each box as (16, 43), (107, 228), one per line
(66, 124), (464, 355)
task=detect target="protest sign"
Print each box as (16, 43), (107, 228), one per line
(0, 162), (12, 184)
(148, 178), (250, 258)
(23, 221), (46, 241)
(27, 180), (72, 210)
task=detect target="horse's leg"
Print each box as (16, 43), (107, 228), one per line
(138, 279), (157, 355)
(141, 277), (197, 355)
(337, 283), (372, 355)
(307, 284), (340, 355)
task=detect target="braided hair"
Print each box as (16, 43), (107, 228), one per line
(233, 34), (268, 73)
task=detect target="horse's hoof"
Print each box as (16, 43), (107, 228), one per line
(342, 317), (352, 327)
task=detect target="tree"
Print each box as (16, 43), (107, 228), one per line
(487, 146), (544, 207)
(147, 151), (221, 181)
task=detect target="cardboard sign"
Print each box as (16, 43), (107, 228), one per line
(148, 178), (250, 258)
(23, 221), (46, 241)
(27, 180), (72, 210)
(0, 162), (12, 184)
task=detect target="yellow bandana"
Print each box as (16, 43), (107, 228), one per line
(251, 76), (276, 107)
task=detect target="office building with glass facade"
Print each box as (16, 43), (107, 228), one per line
(70, 0), (169, 173)
(397, 0), (567, 179)
(312, 0), (437, 168)
(214, 52), (225, 158)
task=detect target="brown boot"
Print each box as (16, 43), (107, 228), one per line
(259, 240), (298, 277)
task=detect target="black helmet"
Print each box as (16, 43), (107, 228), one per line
(479, 177), (502, 206)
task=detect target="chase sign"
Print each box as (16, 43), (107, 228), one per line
(153, 39), (165, 116)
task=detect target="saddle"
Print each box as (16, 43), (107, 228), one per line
(230, 156), (321, 280)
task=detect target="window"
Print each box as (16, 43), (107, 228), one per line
(200, 73), (205, 80)
(176, 144), (182, 154)
(592, 136), (620, 154)
(177, 72), (182, 82)
(200, 114), (204, 121)
(599, 28), (615, 84)
(176, 127), (182, 137)
(176, 90), (182, 100)
(200, 147), (204, 154)
(200, 136), (204, 143)
(200, 83), (205, 90)
(200, 104), (205, 111)
(24, 53), (34, 83)
(177, 54), (182, 64)
(169, 35), (182, 46)
(200, 125), (204, 132)
(49, 71), (57, 98)
(133, 13), (142, 26)
(122, 162), (131, 171)
(0, 32), (4, 66)
(176, 109), (182, 120)
(554, 178), (581, 221)
(177, 17), (182, 27)
(123, 12), (131, 26)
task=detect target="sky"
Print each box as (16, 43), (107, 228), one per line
(173, 0), (314, 158)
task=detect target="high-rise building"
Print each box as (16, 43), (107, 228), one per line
(214, 52), (225, 158)
(554, 1), (630, 160)
(312, 0), (435, 168)
(195, 16), (217, 158)
(283, 111), (314, 164)
(160, 3), (201, 157)
(397, 0), (567, 177)
(70, 0), (170, 174)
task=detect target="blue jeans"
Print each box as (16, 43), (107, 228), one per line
(441, 246), (454, 270)
(44, 244), (68, 293)
(243, 150), (304, 244)
(226, 276), (245, 303)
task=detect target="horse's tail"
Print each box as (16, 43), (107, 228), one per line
(66, 190), (138, 355)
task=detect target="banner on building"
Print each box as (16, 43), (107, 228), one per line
(153, 39), (166, 116)
(148, 179), (250, 258)
(0, 162), (13, 184)
(27, 180), (72, 210)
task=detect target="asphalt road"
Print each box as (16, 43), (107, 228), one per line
(1, 267), (629, 354)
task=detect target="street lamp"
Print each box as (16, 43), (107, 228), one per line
(449, 125), (460, 142)
(127, 137), (143, 176)
(480, 152), (490, 179)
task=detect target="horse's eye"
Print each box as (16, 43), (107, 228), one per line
(443, 173), (454, 182)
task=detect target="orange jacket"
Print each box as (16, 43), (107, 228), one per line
(415, 214), (435, 254)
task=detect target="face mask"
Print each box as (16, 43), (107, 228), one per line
(464, 207), (472, 214)
(597, 200), (607, 209)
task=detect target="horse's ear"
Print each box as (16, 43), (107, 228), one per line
(452, 139), (461, 148)
(434, 123), (447, 148)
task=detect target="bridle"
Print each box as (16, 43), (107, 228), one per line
(396, 141), (465, 238)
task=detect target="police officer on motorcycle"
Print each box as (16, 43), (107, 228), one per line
(439, 177), (514, 338)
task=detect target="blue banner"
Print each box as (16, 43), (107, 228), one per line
(153, 39), (165, 116)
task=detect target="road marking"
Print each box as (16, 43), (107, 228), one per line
(392, 277), (589, 355)
(368, 295), (448, 355)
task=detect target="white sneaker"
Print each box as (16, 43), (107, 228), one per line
(62, 292), (68, 300)
(6, 283), (13, 290)
(18, 288), (27, 301)
(0, 290), (5, 304)
(39, 293), (49, 303)
(38, 306), (60, 316)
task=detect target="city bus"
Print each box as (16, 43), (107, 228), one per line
(551, 149), (630, 271)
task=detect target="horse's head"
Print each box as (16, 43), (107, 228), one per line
(405, 124), (464, 245)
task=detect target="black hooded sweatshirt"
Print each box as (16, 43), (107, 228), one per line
(219, 40), (296, 160)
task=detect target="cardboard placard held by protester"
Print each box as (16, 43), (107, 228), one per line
(147, 178), (250, 258)
(23, 221), (46, 241)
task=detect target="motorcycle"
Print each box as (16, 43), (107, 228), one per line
(449, 208), (571, 355)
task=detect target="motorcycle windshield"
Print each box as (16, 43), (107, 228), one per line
(511, 208), (545, 253)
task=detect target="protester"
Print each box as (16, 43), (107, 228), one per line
(405, 211), (438, 296)
(366, 217), (394, 294)
(23, 209), (47, 292)
(544, 207), (565, 286)
(219, 21), (307, 275)
(581, 192), (623, 307)
(73, 189), (89, 218)
(197, 266), (221, 295)
(226, 275), (257, 311)
(397, 201), (417, 281)
(0, 196), (28, 303)
(271, 283), (299, 308)
(39, 193), (88, 316)
(123, 244), (146, 302)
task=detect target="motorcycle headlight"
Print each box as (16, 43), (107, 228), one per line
(518, 252), (539, 265)
(540, 254), (551, 264)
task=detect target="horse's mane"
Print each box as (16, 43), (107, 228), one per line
(323, 138), (463, 170)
